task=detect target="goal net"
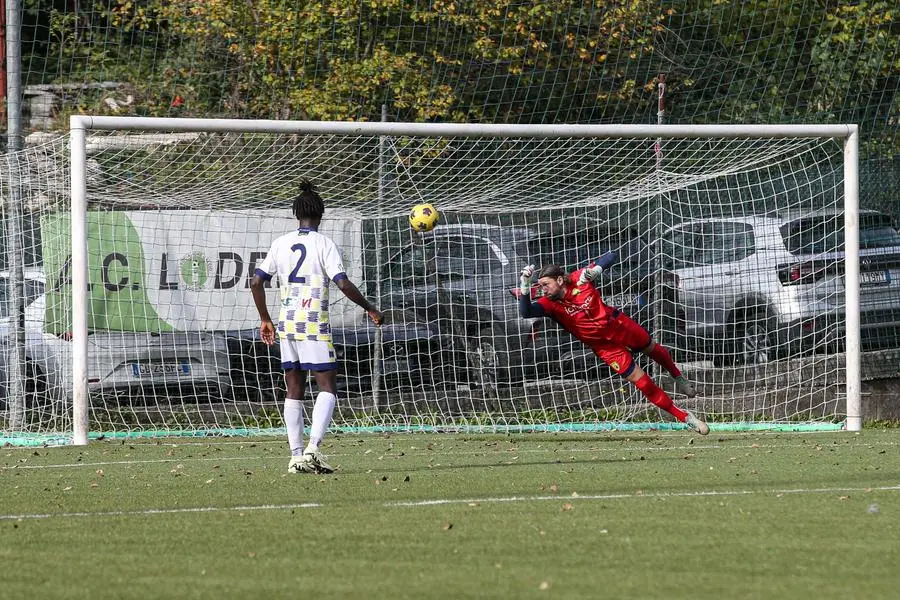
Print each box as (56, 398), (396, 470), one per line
(1, 120), (866, 444)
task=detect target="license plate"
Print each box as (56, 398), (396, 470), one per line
(605, 293), (632, 308)
(130, 362), (192, 377)
(860, 271), (888, 286)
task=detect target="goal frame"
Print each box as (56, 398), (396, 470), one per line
(68, 116), (862, 444)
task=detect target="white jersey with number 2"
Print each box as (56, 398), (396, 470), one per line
(255, 228), (347, 342)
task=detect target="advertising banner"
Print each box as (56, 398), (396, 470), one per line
(42, 209), (364, 333)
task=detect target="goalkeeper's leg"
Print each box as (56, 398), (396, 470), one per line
(609, 312), (697, 398)
(641, 341), (698, 398)
(625, 364), (709, 435)
(597, 347), (708, 435)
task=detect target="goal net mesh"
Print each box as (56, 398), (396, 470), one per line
(1, 127), (862, 441)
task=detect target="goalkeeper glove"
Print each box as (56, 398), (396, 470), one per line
(520, 264), (536, 295)
(577, 251), (617, 286)
(577, 265), (603, 286)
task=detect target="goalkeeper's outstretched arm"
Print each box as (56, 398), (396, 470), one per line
(517, 264), (547, 318)
(577, 251), (618, 286)
(518, 292), (547, 318)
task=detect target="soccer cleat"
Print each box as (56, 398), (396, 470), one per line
(675, 375), (698, 398)
(287, 456), (305, 474)
(685, 411), (710, 436)
(300, 450), (334, 474)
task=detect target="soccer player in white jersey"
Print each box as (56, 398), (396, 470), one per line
(251, 180), (383, 474)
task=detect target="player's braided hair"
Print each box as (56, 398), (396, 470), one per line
(537, 264), (566, 279)
(292, 179), (325, 220)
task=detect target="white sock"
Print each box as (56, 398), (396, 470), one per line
(307, 391), (336, 450)
(283, 398), (304, 457)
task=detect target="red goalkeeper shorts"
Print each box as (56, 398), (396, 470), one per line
(588, 310), (653, 376)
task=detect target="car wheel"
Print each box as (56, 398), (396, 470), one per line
(734, 312), (775, 365)
(25, 363), (51, 410)
(466, 325), (518, 390)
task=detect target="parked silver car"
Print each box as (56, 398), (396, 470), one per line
(658, 210), (900, 366)
(0, 268), (232, 408)
(382, 223), (560, 385)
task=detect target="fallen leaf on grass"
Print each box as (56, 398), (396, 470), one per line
(561, 503), (574, 512)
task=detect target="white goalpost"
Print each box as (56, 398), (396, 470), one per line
(3, 117), (865, 445)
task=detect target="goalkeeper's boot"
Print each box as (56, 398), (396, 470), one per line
(685, 411), (710, 436)
(675, 375), (698, 398)
(287, 456), (305, 474)
(300, 449), (335, 474)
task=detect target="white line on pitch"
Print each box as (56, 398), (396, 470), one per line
(5, 485), (896, 522)
(387, 484), (900, 507)
(1, 455), (274, 470)
(0, 503), (320, 521)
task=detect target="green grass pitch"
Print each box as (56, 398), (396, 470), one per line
(2, 430), (899, 599)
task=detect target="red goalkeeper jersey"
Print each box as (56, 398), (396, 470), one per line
(535, 269), (619, 349)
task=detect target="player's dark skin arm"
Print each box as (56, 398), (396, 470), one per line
(250, 274), (276, 346)
(336, 278), (384, 326)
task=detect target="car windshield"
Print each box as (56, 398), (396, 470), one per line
(388, 233), (512, 284)
(780, 213), (900, 255)
(388, 241), (437, 283)
(532, 228), (650, 275)
(0, 278), (44, 318)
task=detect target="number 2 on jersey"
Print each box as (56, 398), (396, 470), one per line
(288, 243), (307, 283)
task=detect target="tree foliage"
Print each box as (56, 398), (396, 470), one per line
(33, 0), (667, 122)
(662, 0), (897, 153)
(19, 0), (899, 156)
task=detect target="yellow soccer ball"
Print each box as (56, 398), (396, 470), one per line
(408, 203), (440, 232)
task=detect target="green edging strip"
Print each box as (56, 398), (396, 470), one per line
(0, 421), (845, 447)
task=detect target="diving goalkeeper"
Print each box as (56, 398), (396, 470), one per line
(517, 255), (709, 435)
